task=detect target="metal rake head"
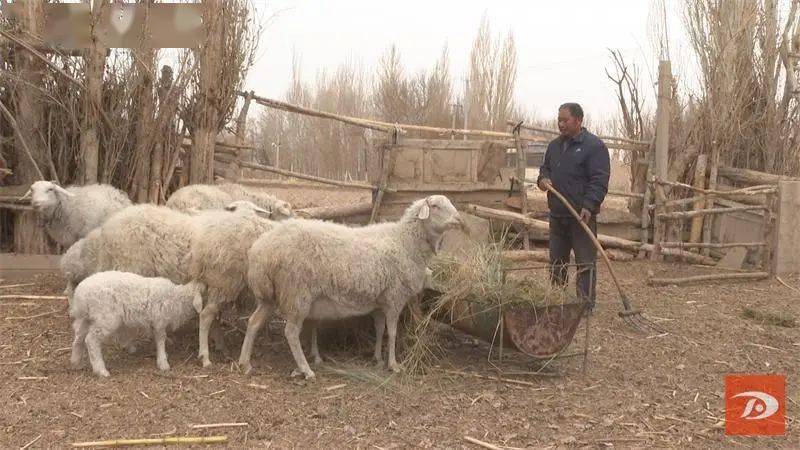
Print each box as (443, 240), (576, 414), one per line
(618, 308), (665, 334)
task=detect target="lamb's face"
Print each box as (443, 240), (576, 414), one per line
(417, 195), (464, 233)
(271, 200), (294, 221)
(28, 181), (73, 213)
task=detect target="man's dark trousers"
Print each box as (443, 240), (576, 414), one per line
(548, 215), (597, 309)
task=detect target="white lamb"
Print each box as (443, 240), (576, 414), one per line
(166, 183), (293, 220)
(239, 195), (464, 379)
(26, 181), (132, 248)
(69, 271), (204, 377)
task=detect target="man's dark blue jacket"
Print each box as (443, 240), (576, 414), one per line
(537, 128), (610, 218)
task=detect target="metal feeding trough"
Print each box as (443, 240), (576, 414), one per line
(424, 265), (591, 361)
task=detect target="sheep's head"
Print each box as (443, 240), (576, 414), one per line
(409, 195), (464, 232)
(26, 181), (74, 214)
(271, 200), (294, 221)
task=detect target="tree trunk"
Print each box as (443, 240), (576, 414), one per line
(80, 0), (106, 184)
(190, 1), (224, 184)
(12, 1), (50, 254)
(132, 47), (156, 203)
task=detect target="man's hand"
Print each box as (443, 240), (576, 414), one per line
(579, 208), (591, 224)
(537, 178), (552, 192)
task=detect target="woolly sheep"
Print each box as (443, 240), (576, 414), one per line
(166, 183), (294, 220)
(62, 201), (269, 353)
(188, 204), (277, 367)
(238, 195), (464, 379)
(69, 271), (203, 377)
(27, 181), (132, 248)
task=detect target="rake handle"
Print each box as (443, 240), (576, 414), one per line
(543, 185), (635, 313)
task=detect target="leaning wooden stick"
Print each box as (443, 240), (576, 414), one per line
(463, 436), (504, 450)
(72, 435), (227, 447)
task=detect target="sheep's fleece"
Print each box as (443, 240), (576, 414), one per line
(166, 183), (293, 219)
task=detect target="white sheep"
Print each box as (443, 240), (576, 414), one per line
(64, 201), (272, 352)
(26, 181), (132, 248)
(238, 195), (464, 379)
(69, 271), (203, 377)
(166, 183), (294, 220)
(188, 204), (277, 367)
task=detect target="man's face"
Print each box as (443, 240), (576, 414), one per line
(558, 108), (582, 138)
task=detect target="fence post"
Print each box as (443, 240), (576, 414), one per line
(513, 124), (529, 250)
(369, 130), (396, 224)
(650, 60), (671, 261)
(227, 90), (254, 181)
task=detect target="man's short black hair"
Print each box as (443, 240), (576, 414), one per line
(559, 103), (584, 121)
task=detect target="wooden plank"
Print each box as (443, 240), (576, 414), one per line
(0, 254), (61, 279)
(774, 181), (800, 275)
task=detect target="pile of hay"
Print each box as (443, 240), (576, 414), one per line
(400, 240), (574, 374)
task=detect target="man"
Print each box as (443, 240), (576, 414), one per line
(537, 103), (610, 310)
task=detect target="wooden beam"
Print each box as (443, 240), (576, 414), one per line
(718, 166), (800, 186)
(648, 272), (769, 286)
(657, 205), (767, 220)
(654, 178), (776, 195)
(464, 204), (645, 253)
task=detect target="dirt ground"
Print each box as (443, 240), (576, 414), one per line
(1, 260), (798, 449)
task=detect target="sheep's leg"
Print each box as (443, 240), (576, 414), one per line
(372, 310), (386, 367)
(84, 326), (111, 378)
(153, 326), (170, 372)
(285, 316), (315, 380)
(198, 302), (221, 368)
(70, 318), (90, 369)
(238, 301), (273, 375)
(210, 322), (228, 353)
(385, 310), (403, 373)
(309, 320), (323, 366)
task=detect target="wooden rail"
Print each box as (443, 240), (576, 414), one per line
(656, 205), (767, 220)
(659, 242), (766, 249)
(213, 154), (382, 191)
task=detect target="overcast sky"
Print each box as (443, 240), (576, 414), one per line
(244, 0), (690, 123)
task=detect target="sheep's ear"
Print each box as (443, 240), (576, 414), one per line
(418, 203), (430, 220)
(192, 291), (204, 314)
(53, 184), (75, 197)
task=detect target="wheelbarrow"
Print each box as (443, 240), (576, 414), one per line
(423, 284), (589, 360)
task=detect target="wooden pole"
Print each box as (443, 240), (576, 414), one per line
(213, 155), (378, 191)
(702, 143), (721, 256)
(513, 124), (529, 250)
(689, 154), (708, 245)
(228, 90), (254, 181)
(651, 60), (672, 261)
(506, 120), (651, 146)
(761, 193), (774, 275)
(648, 272), (769, 286)
(659, 242), (766, 249)
(657, 205), (767, 220)
(638, 143), (655, 258)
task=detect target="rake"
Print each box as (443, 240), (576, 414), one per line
(543, 184), (663, 333)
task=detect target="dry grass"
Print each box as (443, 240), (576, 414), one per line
(741, 306), (797, 328)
